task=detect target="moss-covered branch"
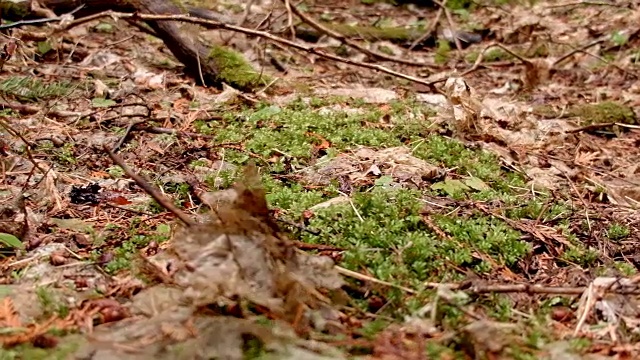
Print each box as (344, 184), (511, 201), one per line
(0, 0), (268, 90)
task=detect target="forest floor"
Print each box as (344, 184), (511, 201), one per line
(1, 0), (640, 359)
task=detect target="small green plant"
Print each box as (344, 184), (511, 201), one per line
(486, 294), (514, 321)
(435, 39), (451, 64)
(107, 165), (124, 178)
(571, 101), (637, 125)
(562, 245), (599, 267)
(378, 45), (394, 56)
(614, 261), (636, 276)
(208, 45), (271, 90)
(6, 340), (81, 360)
(357, 319), (390, 339)
(0, 233), (23, 250)
(104, 223), (171, 274)
(0, 76), (74, 102)
(412, 134), (526, 193)
(162, 181), (191, 201)
(56, 143), (77, 165)
(189, 159), (208, 169)
(103, 240), (137, 274)
(91, 98), (116, 108)
(242, 334), (266, 359)
(36, 41), (53, 56)
(104, 223), (120, 232)
(465, 48), (511, 63)
(36, 286), (69, 318)
(205, 169), (237, 189)
(446, 0), (473, 10)
(93, 22), (114, 33)
(632, 50), (640, 64)
(569, 337), (592, 352)
(611, 31), (629, 47)
(606, 223), (630, 241)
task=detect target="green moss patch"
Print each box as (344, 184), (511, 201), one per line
(570, 101), (637, 125)
(533, 101), (637, 125)
(208, 45), (271, 90)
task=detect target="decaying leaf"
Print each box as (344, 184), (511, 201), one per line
(301, 146), (441, 190)
(160, 162), (344, 316)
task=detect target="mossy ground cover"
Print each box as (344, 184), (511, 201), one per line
(1, 53), (635, 360)
(88, 97), (623, 357)
(2, 0), (640, 358)
(19, 95), (626, 358)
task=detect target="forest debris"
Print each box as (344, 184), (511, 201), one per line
(301, 146), (441, 188)
(437, 77), (485, 135)
(168, 164), (344, 313)
(77, 309), (345, 359)
(460, 320), (518, 359)
(68, 156), (347, 355)
(103, 151), (345, 312)
(48, 9), (440, 90)
(533, 102), (637, 126)
(1, 0), (267, 90)
(287, 1), (431, 66)
(591, 177), (640, 209)
(315, 87), (398, 104)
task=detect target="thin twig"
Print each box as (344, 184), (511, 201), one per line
(105, 202), (155, 216)
(430, 281), (640, 296)
(0, 101), (83, 118)
(336, 266), (417, 294)
(292, 240), (342, 251)
(566, 122), (640, 133)
(547, 1), (631, 8)
(408, 1), (445, 51)
(565, 122), (615, 133)
(285, 0), (433, 67)
(112, 121), (141, 152)
(455, 42), (521, 79)
(552, 38), (604, 67)
(80, 102), (151, 121)
(103, 144), (196, 227)
(338, 191), (363, 222)
(283, 0), (296, 39)
(574, 283), (595, 336)
(0, 119), (47, 175)
(275, 217), (321, 235)
(0, 5), (85, 30)
(131, 125), (217, 139)
(433, 0), (463, 53)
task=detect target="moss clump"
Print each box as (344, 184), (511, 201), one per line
(332, 23), (421, 42)
(570, 101), (637, 125)
(0, 2), (31, 20)
(532, 101), (638, 125)
(465, 48), (512, 63)
(208, 45), (271, 90)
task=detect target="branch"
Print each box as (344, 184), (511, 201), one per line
(0, 4), (85, 30)
(56, 11), (441, 92)
(102, 144), (196, 227)
(284, 1), (434, 67)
